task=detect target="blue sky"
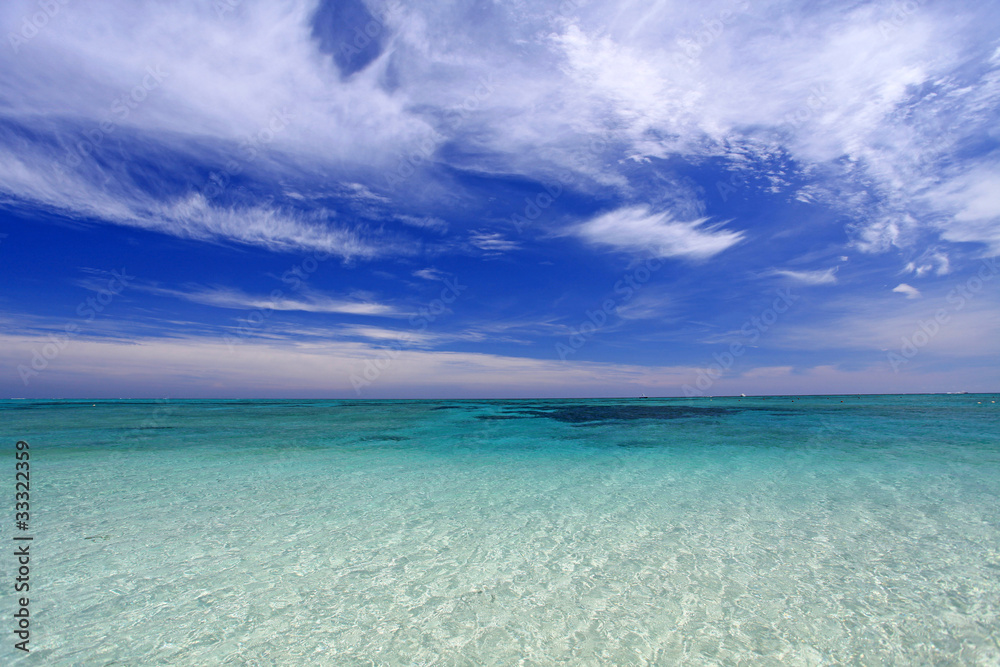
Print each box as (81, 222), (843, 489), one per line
(1, 0), (998, 398)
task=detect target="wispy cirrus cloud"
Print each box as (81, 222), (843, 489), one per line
(2, 0), (999, 260)
(926, 163), (1000, 255)
(0, 0), (432, 258)
(137, 284), (402, 317)
(572, 206), (744, 260)
(469, 231), (520, 255)
(0, 136), (402, 259)
(764, 267), (838, 285)
(413, 268), (446, 281)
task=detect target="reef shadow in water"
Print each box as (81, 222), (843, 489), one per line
(475, 404), (799, 425)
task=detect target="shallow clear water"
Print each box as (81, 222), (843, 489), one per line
(4, 395), (1000, 665)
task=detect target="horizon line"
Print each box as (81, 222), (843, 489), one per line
(4, 391), (997, 401)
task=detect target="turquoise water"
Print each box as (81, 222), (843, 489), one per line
(3, 395), (1000, 665)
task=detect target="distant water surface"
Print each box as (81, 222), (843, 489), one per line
(4, 395), (1000, 665)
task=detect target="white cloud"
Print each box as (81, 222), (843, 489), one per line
(902, 250), (951, 278)
(0, 0), (435, 167)
(139, 285), (401, 316)
(469, 231), (520, 254)
(152, 195), (394, 258)
(573, 206), (743, 260)
(766, 267), (838, 285)
(928, 165), (1000, 254)
(413, 268), (445, 281)
(892, 283), (922, 299)
(614, 289), (675, 321)
(335, 325), (435, 345)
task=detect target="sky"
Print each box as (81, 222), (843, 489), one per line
(1, 0), (999, 398)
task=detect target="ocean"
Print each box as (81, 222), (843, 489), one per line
(4, 395), (999, 665)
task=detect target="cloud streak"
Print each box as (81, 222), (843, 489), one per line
(765, 267), (838, 285)
(573, 206), (744, 260)
(137, 284), (403, 317)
